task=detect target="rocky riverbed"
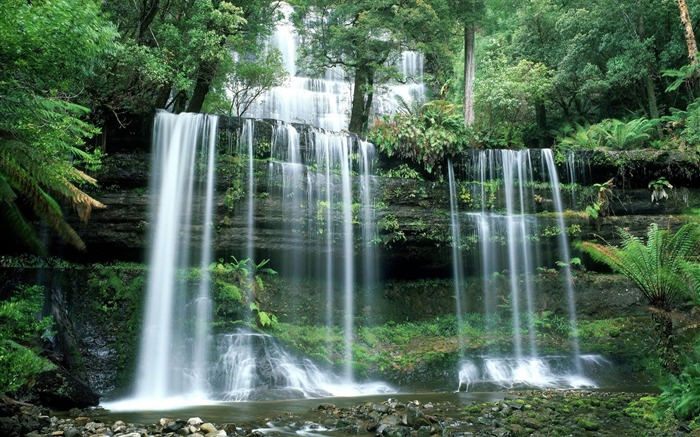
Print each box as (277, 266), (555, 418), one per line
(1, 390), (694, 437)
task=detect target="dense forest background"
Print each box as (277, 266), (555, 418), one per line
(3, 0), (700, 252)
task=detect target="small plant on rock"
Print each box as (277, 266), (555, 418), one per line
(649, 177), (673, 203)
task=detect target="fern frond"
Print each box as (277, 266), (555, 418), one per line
(0, 199), (44, 254)
(0, 174), (17, 203)
(581, 223), (700, 307)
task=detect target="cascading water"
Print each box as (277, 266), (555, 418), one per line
(132, 111), (218, 405)
(222, 120), (388, 398)
(246, 2), (427, 131)
(108, 113), (389, 411)
(451, 150), (598, 391)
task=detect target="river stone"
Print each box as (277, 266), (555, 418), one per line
(64, 428), (82, 437)
(491, 428), (509, 437)
(372, 404), (390, 414)
(200, 422), (218, 433)
(379, 415), (400, 426)
(165, 419), (187, 432)
(188, 417), (204, 427)
(221, 423), (237, 434)
(205, 431), (227, 437)
(507, 424), (528, 437)
(405, 404), (424, 427)
(120, 433), (141, 437)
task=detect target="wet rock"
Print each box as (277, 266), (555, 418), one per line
(188, 417), (204, 427)
(201, 422), (218, 433)
(63, 428), (82, 437)
(521, 417), (543, 429)
(221, 423), (237, 435)
(33, 368), (100, 409)
(205, 430), (227, 437)
(164, 418), (187, 432)
(112, 420), (127, 433)
(372, 403), (390, 414)
(379, 414), (400, 426)
(404, 403), (424, 428)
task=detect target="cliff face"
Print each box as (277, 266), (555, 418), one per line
(71, 117), (700, 278)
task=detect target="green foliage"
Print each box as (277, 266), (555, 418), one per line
(594, 118), (657, 150)
(381, 164), (424, 181)
(582, 223), (700, 374)
(660, 345), (700, 420)
(294, 0), (450, 132)
(207, 49), (288, 117)
(662, 64), (700, 94)
(474, 54), (555, 146)
(0, 285), (55, 393)
(679, 100), (700, 146)
(212, 256), (278, 329)
(87, 263), (146, 315)
(582, 223), (700, 307)
(583, 179), (614, 229)
(649, 177), (673, 203)
(369, 100), (467, 174)
(0, 0), (115, 251)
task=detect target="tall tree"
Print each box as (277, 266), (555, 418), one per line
(295, 0), (444, 133)
(677, 0), (698, 65)
(449, 0), (485, 127)
(98, 0), (280, 116)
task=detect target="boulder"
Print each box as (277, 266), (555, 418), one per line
(33, 368), (100, 409)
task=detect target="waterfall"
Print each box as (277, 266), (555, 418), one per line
(246, 2), (427, 131)
(241, 119), (256, 262)
(134, 111), (218, 402)
(447, 161), (466, 357)
(359, 141), (378, 322)
(543, 149), (582, 373)
(452, 150), (593, 391)
(265, 122), (383, 384)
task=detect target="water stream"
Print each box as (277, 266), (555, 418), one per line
(134, 111), (218, 403)
(449, 150), (594, 390)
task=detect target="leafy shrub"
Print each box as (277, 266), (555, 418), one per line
(0, 285), (54, 393)
(681, 101), (700, 146)
(557, 118), (656, 150)
(369, 100), (468, 174)
(660, 349), (700, 420)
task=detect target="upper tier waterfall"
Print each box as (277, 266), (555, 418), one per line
(246, 2), (426, 131)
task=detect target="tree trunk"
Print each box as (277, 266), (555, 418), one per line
(187, 62), (217, 113)
(651, 312), (680, 376)
(677, 0), (699, 65)
(645, 74), (663, 138)
(535, 101), (547, 148)
(463, 24), (476, 127)
(349, 65), (371, 134)
(638, 0), (662, 137)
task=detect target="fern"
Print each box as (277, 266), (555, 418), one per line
(582, 223), (700, 374)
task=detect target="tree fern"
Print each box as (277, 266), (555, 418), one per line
(582, 223), (700, 375)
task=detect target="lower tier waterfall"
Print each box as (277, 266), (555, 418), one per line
(448, 150), (593, 390)
(110, 113), (615, 410)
